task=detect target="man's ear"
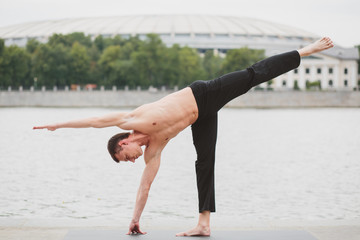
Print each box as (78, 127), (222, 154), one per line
(118, 139), (128, 146)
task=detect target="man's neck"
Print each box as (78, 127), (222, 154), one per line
(130, 131), (149, 146)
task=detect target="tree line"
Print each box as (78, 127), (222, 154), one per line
(0, 33), (266, 90)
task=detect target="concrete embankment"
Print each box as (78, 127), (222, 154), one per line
(0, 90), (359, 108)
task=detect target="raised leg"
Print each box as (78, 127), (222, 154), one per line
(297, 37), (334, 57)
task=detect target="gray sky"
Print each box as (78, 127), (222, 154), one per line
(0, 0), (358, 48)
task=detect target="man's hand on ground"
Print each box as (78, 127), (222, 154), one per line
(126, 220), (147, 235)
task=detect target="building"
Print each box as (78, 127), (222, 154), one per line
(0, 15), (358, 90)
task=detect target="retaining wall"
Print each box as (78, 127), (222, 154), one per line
(1, 90), (359, 108)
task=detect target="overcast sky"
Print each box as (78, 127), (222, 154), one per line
(0, 0), (358, 48)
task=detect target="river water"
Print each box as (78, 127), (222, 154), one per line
(0, 107), (359, 223)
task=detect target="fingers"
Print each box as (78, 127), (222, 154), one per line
(126, 229), (147, 235)
(126, 231), (147, 235)
(33, 126), (56, 131)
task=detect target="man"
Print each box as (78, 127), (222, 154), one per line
(34, 37), (334, 236)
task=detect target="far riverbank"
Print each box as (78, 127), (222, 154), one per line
(1, 90), (359, 108)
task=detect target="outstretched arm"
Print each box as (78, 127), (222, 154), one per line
(127, 150), (161, 235)
(33, 112), (132, 131)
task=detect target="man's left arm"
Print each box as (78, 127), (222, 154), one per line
(128, 151), (161, 235)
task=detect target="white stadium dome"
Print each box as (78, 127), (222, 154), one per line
(0, 15), (321, 55)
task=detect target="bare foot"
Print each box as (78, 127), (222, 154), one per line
(176, 225), (211, 237)
(298, 37), (334, 57)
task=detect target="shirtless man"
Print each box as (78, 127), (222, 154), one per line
(34, 37), (334, 236)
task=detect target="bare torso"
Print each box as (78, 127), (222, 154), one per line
(121, 87), (198, 153)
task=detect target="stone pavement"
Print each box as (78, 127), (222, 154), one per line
(1, 219), (359, 240)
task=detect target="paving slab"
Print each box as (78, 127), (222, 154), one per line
(64, 230), (318, 240)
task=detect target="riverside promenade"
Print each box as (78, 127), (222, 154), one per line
(1, 218), (360, 240)
(1, 89), (360, 108)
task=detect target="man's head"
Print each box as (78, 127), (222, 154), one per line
(107, 132), (130, 163)
(107, 132), (143, 163)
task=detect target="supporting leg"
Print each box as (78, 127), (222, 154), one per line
(176, 114), (217, 237)
(192, 113), (218, 213)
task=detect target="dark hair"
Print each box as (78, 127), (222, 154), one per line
(107, 132), (130, 163)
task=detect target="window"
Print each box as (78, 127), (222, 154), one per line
(121, 34), (130, 39)
(329, 68), (333, 74)
(306, 68), (310, 74)
(344, 80), (348, 87)
(138, 34), (147, 40)
(294, 69), (298, 74)
(328, 80), (333, 87)
(175, 33), (191, 38)
(195, 33), (211, 38)
(160, 34), (171, 38)
(214, 34), (229, 38)
(317, 68), (321, 74)
(344, 68), (348, 74)
(282, 80), (287, 87)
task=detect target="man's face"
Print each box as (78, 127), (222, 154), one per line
(115, 142), (143, 163)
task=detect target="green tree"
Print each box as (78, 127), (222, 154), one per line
(32, 43), (71, 88)
(177, 47), (205, 87)
(203, 50), (223, 79)
(306, 80), (321, 91)
(0, 45), (31, 88)
(293, 80), (300, 90)
(48, 32), (91, 48)
(0, 39), (5, 89)
(26, 39), (40, 54)
(69, 42), (90, 85)
(357, 45), (360, 74)
(132, 34), (167, 87)
(98, 45), (123, 87)
(221, 48), (265, 73)
(0, 38), (4, 56)
(162, 44), (182, 87)
(94, 35), (106, 52)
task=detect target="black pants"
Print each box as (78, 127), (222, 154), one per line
(189, 50), (300, 213)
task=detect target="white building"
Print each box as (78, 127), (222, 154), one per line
(0, 15), (358, 90)
(275, 48), (359, 91)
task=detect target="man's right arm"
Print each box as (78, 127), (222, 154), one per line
(33, 112), (133, 131)
(128, 148), (161, 235)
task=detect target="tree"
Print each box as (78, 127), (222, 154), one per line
(293, 80), (300, 90)
(161, 44), (182, 87)
(48, 32), (91, 48)
(132, 34), (167, 87)
(357, 45), (360, 74)
(221, 48), (265, 74)
(32, 43), (71, 88)
(203, 50), (223, 79)
(177, 47), (205, 87)
(69, 42), (90, 85)
(98, 45), (123, 87)
(0, 45), (31, 88)
(26, 39), (40, 54)
(0, 38), (4, 56)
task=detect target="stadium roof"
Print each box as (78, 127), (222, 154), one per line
(0, 15), (318, 39)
